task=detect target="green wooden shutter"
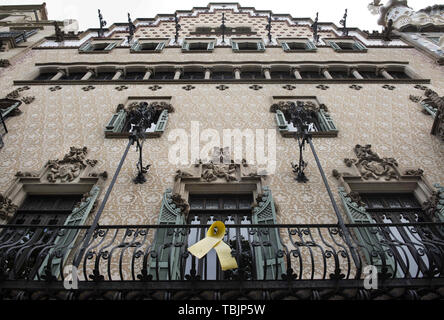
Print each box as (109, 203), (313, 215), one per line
(38, 186), (101, 279)
(148, 189), (185, 280)
(421, 101), (437, 118)
(275, 110), (289, 132)
(306, 41), (317, 51)
(105, 42), (117, 51)
(353, 41), (367, 51)
(154, 110), (169, 133)
(252, 187), (285, 280)
(281, 42), (290, 51)
(317, 109), (338, 132)
(155, 42), (165, 52)
(0, 101), (20, 118)
(182, 41), (189, 51)
(329, 41), (341, 51)
(338, 187), (397, 277)
(257, 42), (265, 51)
(207, 41), (215, 51)
(231, 41), (239, 51)
(131, 41), (141, 52)
(78, 41), (92, 52)
(105, 109), (127, 136)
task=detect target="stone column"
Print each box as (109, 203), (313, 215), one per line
(174, 67), (182, 80)
(292, 67), (302, 79)
(379, 68), (393, 79)
(204, 68), (212, 80)
(263, 67), (271, 80)
(81, 68), (95, 80)
(351, 67), (363, 80)
(234, 68), (241, 79)
(321, 67), (332, 79)
(112, 68), (124, 80)
(51, 68), (66, 81)
(143, 68), (153, 80)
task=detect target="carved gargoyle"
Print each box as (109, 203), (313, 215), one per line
(0, 194), (17, 221)
(171, 193), (190, 215)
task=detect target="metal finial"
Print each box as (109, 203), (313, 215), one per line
(220, 12), (226, 44)
(98, 9), (107, 37)
(174, 12), (181, 44)
(311, 12), (320, 44)
(127, 13), (136, 43)
(340, 9), (348, 36)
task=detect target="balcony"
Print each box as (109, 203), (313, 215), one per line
(0, 222), (443, 300)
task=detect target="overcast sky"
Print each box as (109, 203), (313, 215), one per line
(3, 0), (441, 31)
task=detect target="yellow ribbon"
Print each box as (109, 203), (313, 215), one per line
(187, 221), (238, 271)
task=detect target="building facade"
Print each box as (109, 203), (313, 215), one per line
(0, 2), (443, 300)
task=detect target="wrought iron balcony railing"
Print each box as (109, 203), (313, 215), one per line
(0, 222), (443, 299)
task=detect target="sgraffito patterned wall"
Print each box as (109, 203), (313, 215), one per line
(0, 47), (443, 227)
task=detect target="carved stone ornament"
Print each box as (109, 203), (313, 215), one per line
(0, 194), (18, 221)
(270, 100), (327, 114)
(171, 193), (190, 215)
(127, 101), (174, 114)
(425, 89), (444, 141)
(46, 146), (99, 183)
(343, 144), (399, 181)
(0, 59), (11, 68)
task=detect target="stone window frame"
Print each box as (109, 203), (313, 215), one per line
(327, 39), (368, 53)
(0, 146), (108, 279)
(279, 38), (317, 52)
(182, 38), (216, 53)
(146, 157), (285, 280)
(332, 144), (444, 276)
(130, 38), (168, 53)
(231, 38), (265, 52)
(104, 96), (173, 138)
(270, 96), (338, 138)
(78, 39), (122, 54)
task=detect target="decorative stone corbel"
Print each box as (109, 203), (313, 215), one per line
(0, 194), (18, 222)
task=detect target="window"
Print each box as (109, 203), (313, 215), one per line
(300, 70), (322, 79)
(131, 41), (165, 52)
(359, 193), (436, 277)
(105, 101), (172, 138)
(34, 71), (57, 80)
(281, 40), (316, 52)
(388, 70), (410, 79)
(211, 71), (234, 80)
(61, 71), (85, 80)
(79, 41), (118, 53)
(271, 100), (338, 137)
(232, 40), (265, 52)
(186, 194), (253, 280)
(91, 71), (115, 80)
(329, 40), (367, 52)
(360, 70), (384, 79)
(240, 70), (264, 79)
(123, 71), (145, 80)
(329, 70), (350, 79)
(182, 40), (215, 52)
(151, 71), (175, 80)
(270, 71), (293, 80)
(2, 194), (82, 279)
(181, 71), (205, 80)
